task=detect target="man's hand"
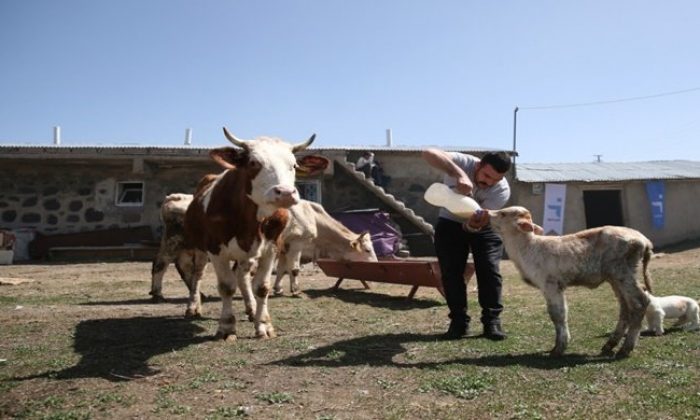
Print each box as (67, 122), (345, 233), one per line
(453, 176), (474, 196)
(464, 209), (489, 231)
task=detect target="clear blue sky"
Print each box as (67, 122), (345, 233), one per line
(2, 1), (699, 163)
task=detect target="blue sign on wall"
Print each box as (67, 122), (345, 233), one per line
(645, 181), (665, 229)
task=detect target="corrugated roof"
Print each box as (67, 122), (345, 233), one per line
(0, 143), (514, 155)
(516, 160), (700, 183)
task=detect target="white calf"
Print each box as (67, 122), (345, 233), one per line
(644, 292), (700, 335)
(273, 200), (377, 296)
(487, 206), (653, 358)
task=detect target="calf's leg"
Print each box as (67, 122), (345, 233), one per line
(544, 285), (570, 357)
(616, 283), (649, 358)
(601, 284), (630, 356)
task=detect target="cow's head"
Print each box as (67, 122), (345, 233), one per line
(487, 206), (539, 235)
(211, 127), (315, 219)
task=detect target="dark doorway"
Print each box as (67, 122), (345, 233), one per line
(583, 190), (624, 228)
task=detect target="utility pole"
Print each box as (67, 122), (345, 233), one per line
(512, 106), (519, 156)
(512, 107), (519, 177)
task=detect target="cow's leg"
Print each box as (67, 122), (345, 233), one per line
(286, 244), (304, 296)
(234, 261), (257, 322)
(601, 283), (630, 356)
(273, 256), (286, 296)
(150, 252), (172, 302)
(543, 284), (570, 357)
(210, 254), (238, 341)
(616, 281), (649, 358)
(252, 244), (277, 338)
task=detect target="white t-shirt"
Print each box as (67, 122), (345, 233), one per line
(438, 153), (510, 222)
(356, 155), (374, 169)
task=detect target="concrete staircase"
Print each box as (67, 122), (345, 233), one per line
(334, 158), (434, 238)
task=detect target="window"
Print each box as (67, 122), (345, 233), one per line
(116, 181), (144, 206)
(296, 180), (321, 203)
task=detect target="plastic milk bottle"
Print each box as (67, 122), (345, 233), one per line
(424, 182), (481, 218)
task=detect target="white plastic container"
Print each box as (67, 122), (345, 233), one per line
(424, 182), (481, 218)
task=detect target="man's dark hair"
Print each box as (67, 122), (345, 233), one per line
(480, 152), (512, 174)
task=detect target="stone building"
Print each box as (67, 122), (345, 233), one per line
(0, 144), (513, 260)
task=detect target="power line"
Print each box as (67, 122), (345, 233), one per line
(519, 86), (700, 110)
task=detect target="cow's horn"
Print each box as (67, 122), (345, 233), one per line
(222, 127), (249, 149)
(292, 134), (316, 153)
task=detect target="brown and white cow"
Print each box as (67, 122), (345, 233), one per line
(272, 199), (378, 296)
(486, 206), (653, 358)
(184, 127), (314, 341)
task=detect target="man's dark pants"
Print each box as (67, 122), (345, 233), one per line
(434, 218), (504, 329)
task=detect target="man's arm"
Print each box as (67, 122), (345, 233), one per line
(422, 148), (474, 195)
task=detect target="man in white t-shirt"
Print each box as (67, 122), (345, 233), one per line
(422, 149), (512, 341)
(356, 151), (375, 177)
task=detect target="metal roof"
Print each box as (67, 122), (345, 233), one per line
(516, 160), (700, 183)
(0, 143), (514, 156)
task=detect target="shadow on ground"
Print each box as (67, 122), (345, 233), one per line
(304, 287), (442, 310)
(79, 295), (221, 307)
(13, 316), (210, 382)
(270, 332), (618, 370)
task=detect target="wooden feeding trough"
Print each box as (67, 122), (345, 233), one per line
(317, 258), (446, 300)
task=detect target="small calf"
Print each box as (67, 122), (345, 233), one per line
(645, 292), (700, 335)
(487, 206), (653, 358)
(273, 200), (377, 296)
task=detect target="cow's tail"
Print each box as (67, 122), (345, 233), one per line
(642, 241), (653, 294)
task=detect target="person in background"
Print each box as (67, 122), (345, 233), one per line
(356, 151), (385, 187)
(356, 151), (376, 178)
(422, 149), (512, 341)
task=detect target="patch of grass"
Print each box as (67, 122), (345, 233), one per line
(93, 391), (134, 410)
(189, 370), (221, 389)
(255, 391), (294, 405)
(153, 394), (192, 415)
(419, 372), (493, 399)
(3, 260), (700, 418)
(42, 410), (92, 420)
(206, 405), (251, 418)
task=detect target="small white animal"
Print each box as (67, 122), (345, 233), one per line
(644, 292), (700, 336)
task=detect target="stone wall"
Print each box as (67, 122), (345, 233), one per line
(0, 159), (217, 238)
(0, 149), (510, 258)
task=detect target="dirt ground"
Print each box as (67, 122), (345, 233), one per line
(1, 246), (699, 419)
